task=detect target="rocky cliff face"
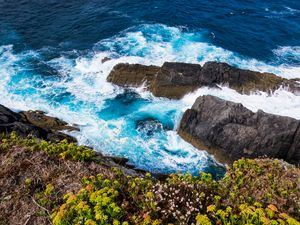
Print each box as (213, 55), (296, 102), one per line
(178, 95), (300, 165)
(107, 61), (300, 99)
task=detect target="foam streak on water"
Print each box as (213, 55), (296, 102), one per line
(0, 24), (299, 176)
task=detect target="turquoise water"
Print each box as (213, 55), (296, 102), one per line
(1, 1), (300, 177)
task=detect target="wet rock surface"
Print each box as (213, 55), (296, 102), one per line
(0, 104), (155, 174)
(199, 62), (299, 94)
(178, 95), (300, 165)
(107, 61), (300, 99)
(151, 62), (202, 99)
(107, 63), (160, 87)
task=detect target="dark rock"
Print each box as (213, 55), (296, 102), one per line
(107, 63), (160, 87)
(151, 62), (202, 99)
(178, 95), (300, 165)
(0, 105), (21, 123)
(20, 110), (78, 131)
(107, 61), (299, 99)
(101, 57), (111, 63)
(0, 104), (77, 142)
(200, 61), (299, 94)
(0, 122), (48, 139)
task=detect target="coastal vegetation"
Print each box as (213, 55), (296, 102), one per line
(0, 133), (299, 225)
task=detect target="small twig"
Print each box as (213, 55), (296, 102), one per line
(64, 160), (74, 174)
(31, 197), (53, 225)
(23, 214), (32, 225)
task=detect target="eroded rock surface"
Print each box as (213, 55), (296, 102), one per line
(107, 61), (300, 99)
(107, 63), (160, 87)
(178, 95), (300, 165)
(200, 62), (299, 94)
(0, 105), (77, 142)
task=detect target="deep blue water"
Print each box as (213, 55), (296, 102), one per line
(1, 0), (300, 177)
(1, 0), (300, 62)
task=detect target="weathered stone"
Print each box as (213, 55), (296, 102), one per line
(20, 110), (77, 131)
(0, 122), (48, 139)
(107, 63), (160, 87)
(0, 105), (77, 142)
(178, 95), (300, 165)
(200, 61), (299, 94)
(107, 61), (300, 99)
(151, 62), (202, 99)
(0, 105), (21, 123)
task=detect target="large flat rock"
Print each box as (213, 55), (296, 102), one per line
(107, 63), (160, 87)
(178, 95), (300, 165)
(107, 61), (300, 99)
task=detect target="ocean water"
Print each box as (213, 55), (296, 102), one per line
(0, 0), (300, 176)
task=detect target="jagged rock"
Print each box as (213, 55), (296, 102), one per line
(0, 105), (76, 142)
(200, 62), (299, 94)
(178, 95), (300, 165)
(0, 105), (21, 123)
(107, 61), (300, 99)
(0, 122), (48, 139)
(20, 110), (77, 131)
(107, 63), (160, 87)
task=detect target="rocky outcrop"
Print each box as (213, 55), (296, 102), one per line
(107, 63), (160, 87)
(0, 105), (77, 142)
(178, 95), (300, 165)
(20, 110), (76, 131)
(107, 61), (300, 99)
(151, 62), (202, 99)
(199, 62), (299, 94)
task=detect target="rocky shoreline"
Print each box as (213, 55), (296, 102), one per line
(107, 61), (300, 99)
(108, 61), (300, 166)
(0, 61), (300, 224)
(1, 61), (300, 167)
(0, 104), (144, 174)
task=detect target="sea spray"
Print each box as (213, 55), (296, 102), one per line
(0, 24), (299, 175)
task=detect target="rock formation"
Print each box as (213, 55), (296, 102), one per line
(107, 63), (160, 87)
(178, 95), (300, 165)
(107, 61), (300, 99)
(0, 105), (77, 142)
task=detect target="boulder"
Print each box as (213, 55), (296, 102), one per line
(0, 105), (77, 142)
(107, 61), (300, 99)
(178, 95), (300, 165)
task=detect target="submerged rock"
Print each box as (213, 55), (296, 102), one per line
(178, 95), (300, 165)
(0, 105), (77, 142)
(107, 61), (300, 99)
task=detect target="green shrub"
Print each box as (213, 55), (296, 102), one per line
(0, 132), (96, 162)
(1, 133), (299, 224)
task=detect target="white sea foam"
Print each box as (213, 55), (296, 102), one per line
(95, 24), (300, 79)
(182, 86), (300, 119)
(0, 24), (300, 174)
(273, 46), (300, 63)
